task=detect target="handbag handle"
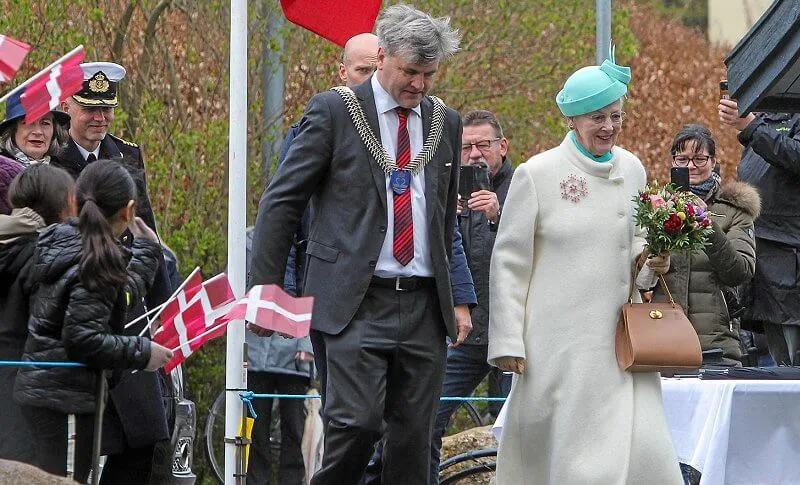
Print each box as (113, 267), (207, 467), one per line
(629, 250), (677, 306)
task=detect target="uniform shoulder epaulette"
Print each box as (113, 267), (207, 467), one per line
(110, 133), (139, 148)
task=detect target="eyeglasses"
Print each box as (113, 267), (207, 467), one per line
(672, 154), (712, 167)
(585, 111), (626, 126)
(461, 138), (501, 153)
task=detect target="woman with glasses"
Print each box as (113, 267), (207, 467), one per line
(641, 124), (759, 366)
(488, 52), (683, 484)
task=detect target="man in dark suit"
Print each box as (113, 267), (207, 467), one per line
(56, 61), (172, 484)
(250, 5), (464, 484)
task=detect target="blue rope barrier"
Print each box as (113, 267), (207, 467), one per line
(239, 392), (259, 419)
(239, 392), (507, 402)
(0, 360), (86, 367)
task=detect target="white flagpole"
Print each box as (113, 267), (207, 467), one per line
(0, 45), (84, 104)
(225, 0), (248, 482)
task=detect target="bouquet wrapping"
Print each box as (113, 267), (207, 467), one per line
(633, 181), (713, 255)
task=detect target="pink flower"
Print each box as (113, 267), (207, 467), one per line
(686, 204), (695, 216)
(649, 194), (666, 209)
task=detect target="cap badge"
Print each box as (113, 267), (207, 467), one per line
(88, 73), (110, 93)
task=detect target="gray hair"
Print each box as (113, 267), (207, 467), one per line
(0, 117), (69, 160)
(376, 4), (460, 65)
(463, 110), (504, 138)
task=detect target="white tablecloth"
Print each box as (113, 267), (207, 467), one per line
(493, 379), (800, 485)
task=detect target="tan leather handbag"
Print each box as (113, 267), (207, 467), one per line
(616, 266), (702, 373)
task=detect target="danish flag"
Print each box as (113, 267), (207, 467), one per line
(0, 34), (30, 83)
(222, 284), (313, 338)
(154, 273), (236, 373)
(19, 46), (85, 123)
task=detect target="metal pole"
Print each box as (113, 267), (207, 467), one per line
(225, 0), (248, 483)
(90, 372), (107, 485)
(261, 0), (286, 181)
(596, 0), (612, 64)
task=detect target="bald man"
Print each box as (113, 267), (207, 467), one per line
(338, 33), (379, 86)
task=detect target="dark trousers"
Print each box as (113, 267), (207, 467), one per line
(362, 343), (511, 485)
(0, 366), (36, 464)
(99, 443), (157, 485)
(247, 371), (309, 485)
(21, 406), (94, 482)
(311, 284), (447, 485)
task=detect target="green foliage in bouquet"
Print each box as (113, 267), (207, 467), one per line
(633, 181), (713, 255)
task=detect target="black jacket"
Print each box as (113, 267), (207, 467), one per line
(0, 233), (37, 360)
(737, 113), (800, 246)
(458, 158), (514, 345)
(13, 221), (159, 414)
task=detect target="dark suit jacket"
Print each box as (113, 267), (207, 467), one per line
(250, 80), (461, 339)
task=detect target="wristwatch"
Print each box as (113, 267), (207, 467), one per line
(488, 207), (501, 230)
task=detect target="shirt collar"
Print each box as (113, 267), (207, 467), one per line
(74, 140), (101, 161)
(371, 75), (423, 118)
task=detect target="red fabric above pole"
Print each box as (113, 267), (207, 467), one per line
(279, 0), (381, 47)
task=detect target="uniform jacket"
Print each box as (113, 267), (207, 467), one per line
(459, 157), (513, 345)
(13, 221), (158, 414)
(250, 79), (462, 339)
(651, 182), (760, 364)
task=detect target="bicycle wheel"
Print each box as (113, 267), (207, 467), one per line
(204, 391), (226, 484)
(439, 448), (497, 484)
(204, 391), (284, 483)
(459, 400), (484, 427)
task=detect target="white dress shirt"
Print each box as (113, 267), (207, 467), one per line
(371, 75), (432, 277)
(74, 141), (101, 161)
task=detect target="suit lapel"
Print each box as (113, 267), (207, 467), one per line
(421, 97), (438, 226)
(355, 80), (387, 212)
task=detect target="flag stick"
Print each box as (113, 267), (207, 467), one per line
(0, 45), (84, 104)
(130, 266), (201, 337)
(124, 299), (169, 330)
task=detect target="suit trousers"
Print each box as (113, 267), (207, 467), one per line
(246, 372), (309, 485)
(311, 283), (447, 485)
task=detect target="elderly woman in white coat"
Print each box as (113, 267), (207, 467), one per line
(488, 54), (683, 484)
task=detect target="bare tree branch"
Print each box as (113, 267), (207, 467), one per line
(112, 1), (138, 61)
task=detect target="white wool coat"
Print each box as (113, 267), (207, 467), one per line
(488, 135), (683, 485)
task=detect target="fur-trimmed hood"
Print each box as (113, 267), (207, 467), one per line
(715, 180), (761, 220)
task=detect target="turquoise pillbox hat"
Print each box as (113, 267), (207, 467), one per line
(556, 46), (631, 117)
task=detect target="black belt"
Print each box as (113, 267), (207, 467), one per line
(370, 276), (436, 292)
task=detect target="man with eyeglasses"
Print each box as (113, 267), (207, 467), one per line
(720, 98), (800, 366)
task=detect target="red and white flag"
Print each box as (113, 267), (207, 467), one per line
(279, 0), (381, 47)
(223, 284), (313, 338)
(154, 273), (236, 373)
(20, 46), (85, 124)
(156, 269), (204, 324)
(0, 34), (30, 83)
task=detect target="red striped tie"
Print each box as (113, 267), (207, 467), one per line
(393, 107), (413, 266)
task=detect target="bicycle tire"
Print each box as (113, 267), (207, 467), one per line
(458, 400), (484, 428)
(204, 391), (226, 484)
(204, 390), (284, 483)
(439, 461), (496, 484)
(439, 448), (497, 472)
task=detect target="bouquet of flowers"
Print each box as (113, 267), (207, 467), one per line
(632, 181), (713, 255)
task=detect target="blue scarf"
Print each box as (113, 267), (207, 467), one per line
(570, 131), (612, 162)
(689, 172), (721, 201)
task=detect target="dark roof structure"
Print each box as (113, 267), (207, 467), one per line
(725, 0), (800, 114)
